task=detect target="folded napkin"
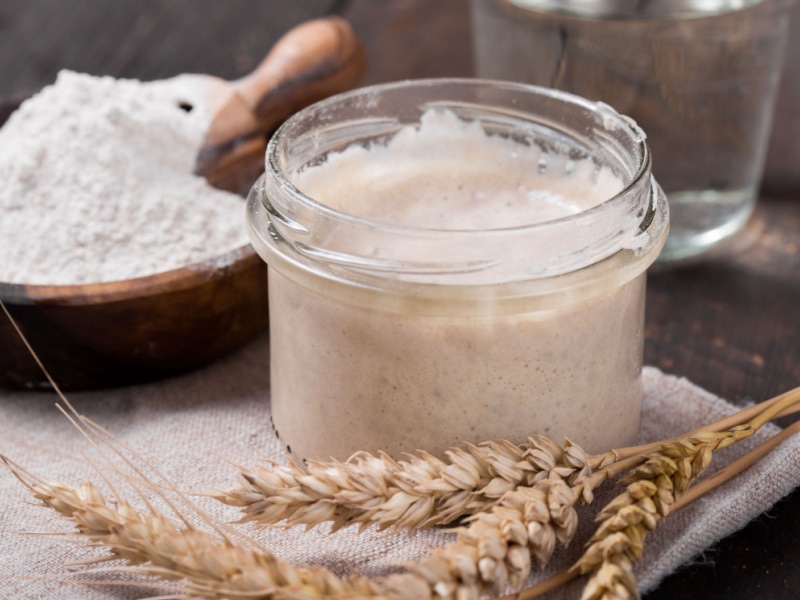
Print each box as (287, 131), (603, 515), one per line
(0, 333), (797, 599)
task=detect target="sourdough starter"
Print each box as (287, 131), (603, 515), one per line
(267, 110), (647, 461)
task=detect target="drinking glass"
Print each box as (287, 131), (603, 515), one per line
(471, 0), (795, 262)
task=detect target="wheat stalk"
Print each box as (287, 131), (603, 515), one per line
(4, 301), (800, 600)
(211, 388), (800, 599)
(211, 437), (600, 599)
(384, 438), (599, 599)
(1, 452), (593, 600)
(2, 456), (383, 600)
(3, 437), (599, 600)
(571, 387), (800, 600)
(505, 414), (800, 600)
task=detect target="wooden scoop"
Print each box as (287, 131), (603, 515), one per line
(162, 16), (367, 191)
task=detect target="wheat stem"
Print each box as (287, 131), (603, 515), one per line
(7, 395), (798, 600)
(675, 417), (800, 511)
(591, 385), (800, 468)
(218, 387), (800, 538)
(6, 299), (800, 600)
(378, 438), (598, 599)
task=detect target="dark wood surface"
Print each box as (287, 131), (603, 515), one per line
(1, 0), (798, 598)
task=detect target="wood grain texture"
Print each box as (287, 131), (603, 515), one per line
(645, 196), (800, 405)
(642, 195), (800, 599)
(0, 0), (340, 105)
(763, 1), (800, 195)
(340, 0), (473, 85)
(0, 252), (269, 390)
(197, 16), (367, 187)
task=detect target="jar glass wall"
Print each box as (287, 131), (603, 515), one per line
(247, 79), (669, 461)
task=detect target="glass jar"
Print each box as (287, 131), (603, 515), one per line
(246, 79), (669, 462)
(470, 0), (794, 263)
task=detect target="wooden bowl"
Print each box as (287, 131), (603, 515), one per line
(0, 249), (269, 391)
(0, 141), (269, 391)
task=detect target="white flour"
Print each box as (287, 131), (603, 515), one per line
(0, 70), (249, 285)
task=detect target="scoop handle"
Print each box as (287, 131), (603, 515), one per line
(199, 17), (366, 193)
(234, 16), (367, 134)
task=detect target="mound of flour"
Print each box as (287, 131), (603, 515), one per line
(0, 70), (249, 285)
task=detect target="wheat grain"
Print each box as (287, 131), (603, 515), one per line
(212, 437), (599, 598)
(371, 438), (610, 599)
(5, 458), (587, 600)
(219, 411), (769, 535)
(3, 457), (383, 600)
(5, 300), (800, 600)
(7, 407), (799, 600)
(572, 426), (763, 600)
(572, 388), (800, 599)
(216, 436), (573, 532)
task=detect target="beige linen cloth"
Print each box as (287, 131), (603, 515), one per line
(0, 332), (798, 599)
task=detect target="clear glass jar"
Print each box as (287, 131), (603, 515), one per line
(470, 0), (794, 263)
(247, 79), (669, 462)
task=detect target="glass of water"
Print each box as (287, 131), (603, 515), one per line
(470, 0), (795, 263)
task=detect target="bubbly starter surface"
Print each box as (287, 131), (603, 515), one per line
(295, 110), (623, 230)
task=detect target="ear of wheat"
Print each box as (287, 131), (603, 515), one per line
(217, 387), (800, 539)
(571, 389), (800, 600)
(3, 300), (800, 600)
(2, 456), (383, 600)
(4, 437), (599, 600)
(215, 436), (577, 532)
(379, 438), (600, 599)
(3, 454), (591, 600)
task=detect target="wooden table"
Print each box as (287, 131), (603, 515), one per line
(1, 1), (798, 598)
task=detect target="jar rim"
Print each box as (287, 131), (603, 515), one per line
(502, 0), (772, 20)
(265, 78), (653, 235)
(249, 78), (669, 296)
